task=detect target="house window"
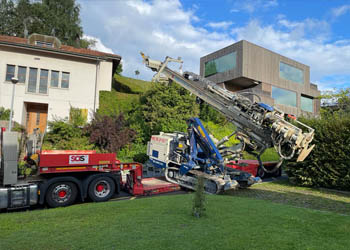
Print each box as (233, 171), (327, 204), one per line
(279, 62), (304, 84)
(205, 52), (237, 77)
(301, 95), (313, 112)
(28, 68), (38, 93)
(51, 70), (59, 87)
(39, 69), (49, 94)
(6, 65), (15, 81)
(18, 66), (27, 83)
(61, 72), (70, 88)
(35, 41), (53, 48)
(36, 112), (40, 126)
(272, 86), (297, 107)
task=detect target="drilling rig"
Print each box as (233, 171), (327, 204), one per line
(141, 53), (315, 194)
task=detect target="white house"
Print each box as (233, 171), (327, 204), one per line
(0, 34), (121, 134)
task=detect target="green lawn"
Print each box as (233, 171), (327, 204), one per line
(115, 74), (155, 94)
(1, 192), (349, 250)
(227, 180), (350, 215)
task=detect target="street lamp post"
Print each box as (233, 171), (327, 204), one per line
(9, 77), (18, 131)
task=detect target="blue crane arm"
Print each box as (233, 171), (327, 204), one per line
(180, 118), (225, 175)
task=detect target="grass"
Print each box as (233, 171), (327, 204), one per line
(227, 180), (350, 215)
(99, 90), (139, 115)
(115, 74), (155, 94)
(0, 192), (350, 250)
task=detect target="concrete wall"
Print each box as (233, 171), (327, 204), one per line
(200, 40), (321, 116)
(0, 45), (113, 126)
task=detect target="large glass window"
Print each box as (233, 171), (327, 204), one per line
(301, 95), (313, 112)
(279, 62), (304, 84)
(18, 66), (27, 83)
(28, 68), (38, 93)
(6, 65), (15, 81)
(51, 70), (59, 87)
(272, 86), (296, 107)
(39, 69), (49, 94)
(205, 52), (236, 77)
(61, 72), (70, 88)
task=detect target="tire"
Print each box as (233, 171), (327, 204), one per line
(46, 182), (78, 208)
(257, 167), (266, 179)
(88, 176), (115, 202)
(273, 167), (282, 177)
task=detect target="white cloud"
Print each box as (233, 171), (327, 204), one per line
(78, 0), (234, 79)
(207, 21), (233, 30)
(331, 5), (350, 18)
(83, 35), (114, 54)
(231, 19), (350, 90)
(230, 0), (278, 13)
(78, 0), (350, 90)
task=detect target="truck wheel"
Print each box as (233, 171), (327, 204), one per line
(273, 167), (282, 177)
(88, 176), (115, 202)
(46, 182), (78, 208)
(257, 167), (265, 179)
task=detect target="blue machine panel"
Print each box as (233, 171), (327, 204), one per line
(152, 150), (159, 158)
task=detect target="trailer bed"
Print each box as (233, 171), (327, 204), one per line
(140, 177), (180, 195)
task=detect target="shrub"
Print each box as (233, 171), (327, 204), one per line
(85, 113), (136, 153)
(200, 103), (226, 124)
(43, 118), (94, 150)
(69, 107), (87, 127)
(285, 113), (350, 191)
(0, 107), (10, 120)
(139, 83), (199, 140)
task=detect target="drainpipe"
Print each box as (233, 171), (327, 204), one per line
(93, 59), (101, 112)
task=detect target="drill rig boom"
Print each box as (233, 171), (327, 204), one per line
(141, 53), (315, 163)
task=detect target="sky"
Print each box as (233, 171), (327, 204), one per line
(77, 0), (350, 91)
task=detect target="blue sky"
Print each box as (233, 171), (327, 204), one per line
(77, 0), (350, 91)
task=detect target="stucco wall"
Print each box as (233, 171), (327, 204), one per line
(0, 45), (113, 126)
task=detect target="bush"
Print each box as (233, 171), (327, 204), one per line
(85, 113), (136, 153)
(139, 83), (199, 140)
(0, 107), (10, 120)
(285, 113), (350, 191)
(200, 103), (226, 124)
(117, 143), (147, 162)
(43, 118), (94, 150)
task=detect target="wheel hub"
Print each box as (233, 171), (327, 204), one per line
(58, 190), (67, 198)
(96, 184), (105, 192)
(94, 180), (111, 198)
(53, 184), (72, 203)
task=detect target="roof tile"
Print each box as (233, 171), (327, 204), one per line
(0, 35), (121, 60)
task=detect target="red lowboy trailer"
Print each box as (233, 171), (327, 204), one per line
(226, 160), (281, 179)
(0, 146), (179, 210)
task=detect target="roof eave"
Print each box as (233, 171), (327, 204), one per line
(0, 40), (121, 62)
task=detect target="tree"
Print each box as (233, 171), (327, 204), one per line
(134, 69), (140, 78)
(115, 63), (123, 75)
(320, 88), (350, 114)
(0, 0), (92, 48)
(0, 0), (16, 36)
(138, 83), (199, 141)
(192, 176), (206, 218)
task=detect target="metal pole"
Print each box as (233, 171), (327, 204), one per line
(9, 77), (18, 131)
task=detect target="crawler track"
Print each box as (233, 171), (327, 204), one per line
(165, 167), (239, 194)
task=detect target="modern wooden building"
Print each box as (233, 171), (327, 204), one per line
(200, 40), (320, 116)
(0, 34), (121, 134)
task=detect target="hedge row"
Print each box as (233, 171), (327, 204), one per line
(285, 113), (350, 191)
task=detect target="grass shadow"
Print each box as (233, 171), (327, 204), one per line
(225, 180), (350, 215)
